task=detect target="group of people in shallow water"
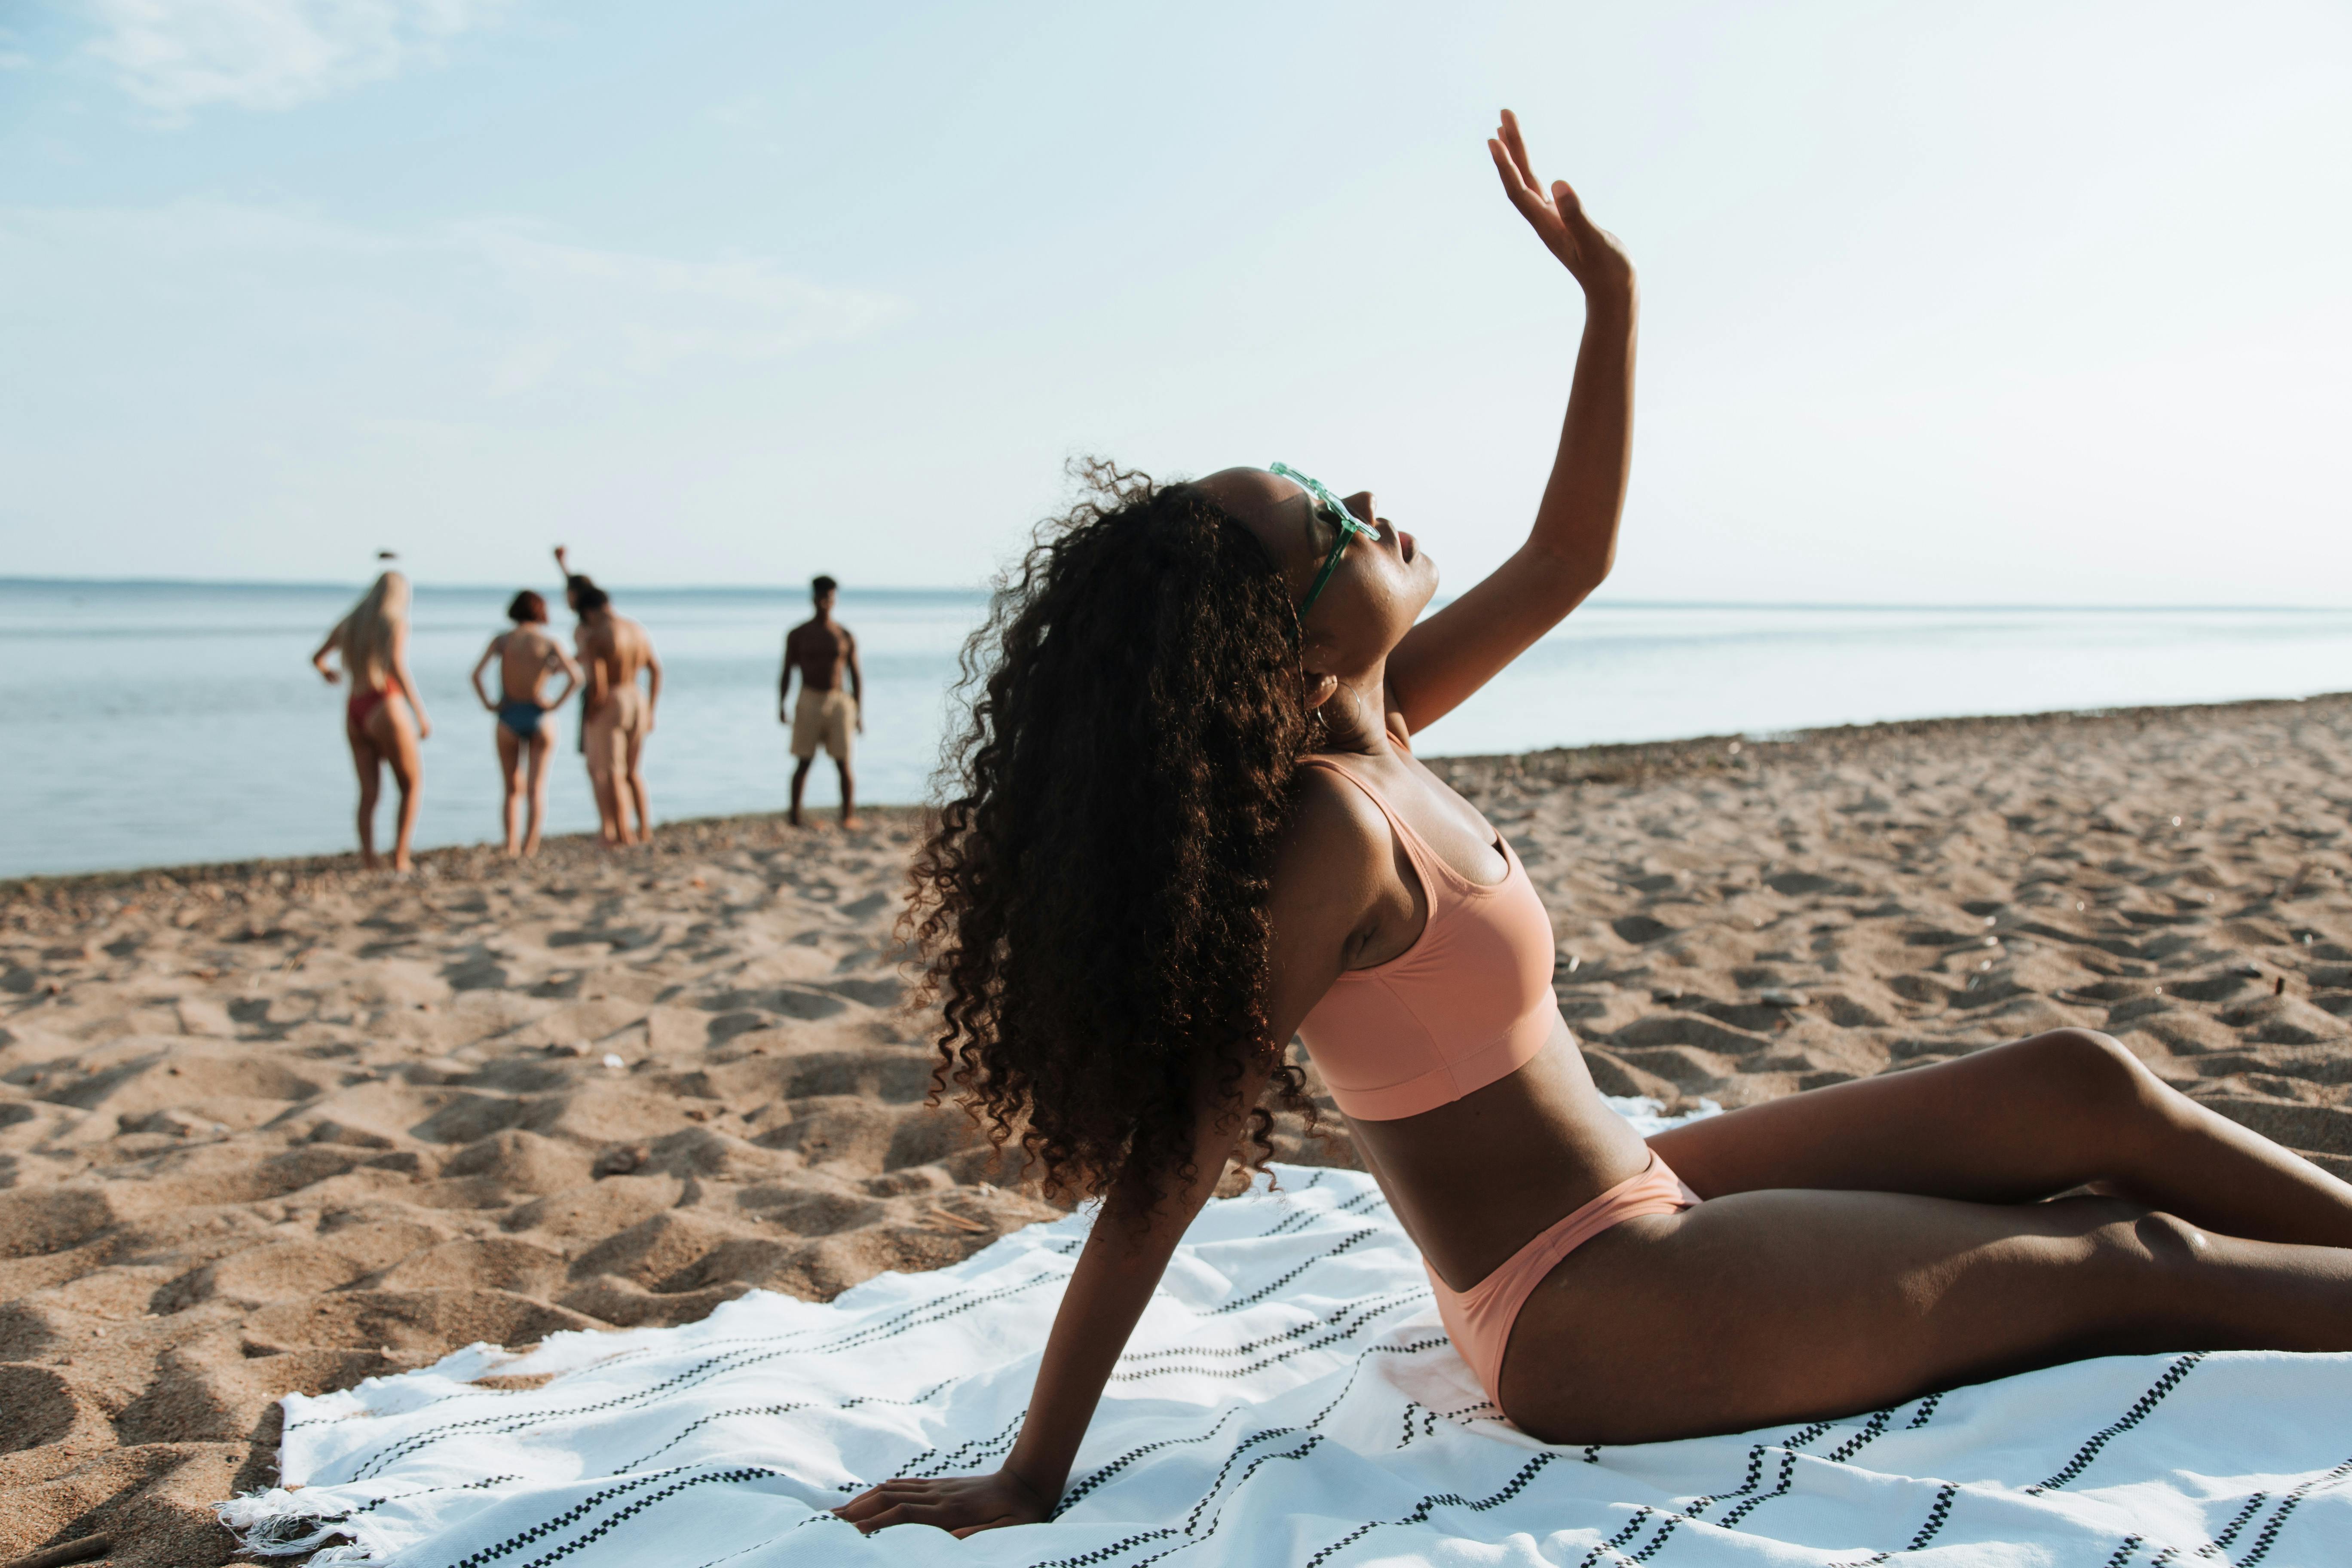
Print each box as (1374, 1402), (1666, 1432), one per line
(310, 548), (864, 871)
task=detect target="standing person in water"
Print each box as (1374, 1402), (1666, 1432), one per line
(309, 570), (432, 872)
(576, 584), (661, 846)
(468, 591), (582, 857)
(781, 574), (864, 830)
(839, 112), (2352, 1537)
(553, 545), (599, 760)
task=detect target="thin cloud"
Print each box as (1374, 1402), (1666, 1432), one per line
(85, 0), (503, 113)
(0, 201), (907, 392)
(460, 225), (906, 391)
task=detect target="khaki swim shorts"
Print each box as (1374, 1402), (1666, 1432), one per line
(585, 683), (649, 782)
(791, 687), (856, 761)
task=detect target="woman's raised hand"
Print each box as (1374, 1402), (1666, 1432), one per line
(832, 1469), (1054, 1539)
(1487, 108), (1632, 297)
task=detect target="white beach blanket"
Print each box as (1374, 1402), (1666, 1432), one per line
(226, 1143), (2352, 1566)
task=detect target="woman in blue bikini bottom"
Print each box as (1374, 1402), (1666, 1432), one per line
(498, 698), (547, 739)
(470, 591), (582, 856)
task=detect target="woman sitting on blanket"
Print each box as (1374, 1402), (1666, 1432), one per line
(839, 111), (2352, 1538)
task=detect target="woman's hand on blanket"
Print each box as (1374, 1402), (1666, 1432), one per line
(833, 1468), (1054, 1537)
(1487, 108), (1632, 297)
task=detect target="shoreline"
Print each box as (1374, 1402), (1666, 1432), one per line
(0, 806), (931, 913)
(9, 692), (2346, 903)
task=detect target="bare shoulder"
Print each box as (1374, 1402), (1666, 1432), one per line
(1272, 764), (1390, 905)
(1263, 764), (1395, 997)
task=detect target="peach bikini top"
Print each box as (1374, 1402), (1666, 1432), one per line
(1294, 743), (1560, 1122)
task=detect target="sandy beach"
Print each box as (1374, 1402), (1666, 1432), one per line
(7, 693), (2352, 1566)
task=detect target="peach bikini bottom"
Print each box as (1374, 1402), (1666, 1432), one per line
(1427, 1153), (1702, 1411)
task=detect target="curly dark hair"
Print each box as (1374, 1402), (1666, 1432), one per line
(903, 460), (1320, 1209)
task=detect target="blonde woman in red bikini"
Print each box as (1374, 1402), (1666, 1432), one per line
(839, 112), (2352, 1537)
(312, 569), (433, 871)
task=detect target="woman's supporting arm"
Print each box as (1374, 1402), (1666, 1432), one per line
(1005, 1113), (1247, 1505)
(833, 1071), (1263, 1537)
(830, 773), (1374, 1538)
(1387, 109), (1637, 733)
(312, 627), (344, 683)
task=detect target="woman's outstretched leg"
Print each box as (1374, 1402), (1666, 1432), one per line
(496, 726), (525, 854)
(1650, 1029), (2352, 1250)
(1505, 1184), (2352, 1446)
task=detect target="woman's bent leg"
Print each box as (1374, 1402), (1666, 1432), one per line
(1649, 1029), (2352, 1249)
(1503, 1187), (2352, 1445)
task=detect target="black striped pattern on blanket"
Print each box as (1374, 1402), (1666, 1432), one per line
(222, 1166), (2352, 1568)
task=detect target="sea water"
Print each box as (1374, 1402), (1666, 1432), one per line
(5, 579), (2351, 878)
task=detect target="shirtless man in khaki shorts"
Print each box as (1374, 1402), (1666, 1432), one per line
(781, 575), (864, 830)
(576, 584), (662, 845)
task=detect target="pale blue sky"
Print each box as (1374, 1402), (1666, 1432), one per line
(3, 2), (2347, 602)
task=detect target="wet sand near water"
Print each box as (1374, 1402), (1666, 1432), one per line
(7, 694), (2352, 1565)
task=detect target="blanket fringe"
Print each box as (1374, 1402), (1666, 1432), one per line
(215, 1488), (371, 1562)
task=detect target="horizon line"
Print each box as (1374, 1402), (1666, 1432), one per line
(5, 575), (2352, 616)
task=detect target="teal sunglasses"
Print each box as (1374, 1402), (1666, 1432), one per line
(1270, 462), (1381, 621)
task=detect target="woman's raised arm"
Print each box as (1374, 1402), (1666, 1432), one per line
(1387, 109), (1637, 733)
